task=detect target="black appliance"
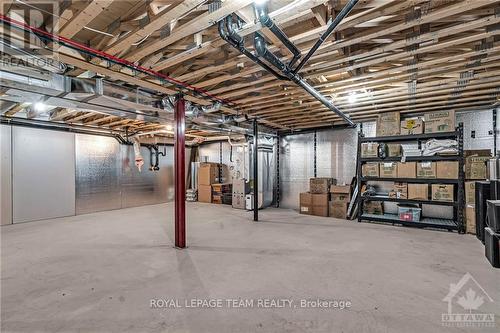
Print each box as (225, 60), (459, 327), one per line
(486, 200), (500, 233)
(490, 179), (500, 200)
(484, 227), (500, 268)
(475, 181), (491, 242)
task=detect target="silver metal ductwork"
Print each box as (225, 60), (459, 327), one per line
(0, 67), (171, 123)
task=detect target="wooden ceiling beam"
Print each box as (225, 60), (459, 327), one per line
(59, 1), (114, 39)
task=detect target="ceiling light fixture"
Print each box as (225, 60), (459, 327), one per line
(33, 102), (46, 112)
(348, 92), (357, 104)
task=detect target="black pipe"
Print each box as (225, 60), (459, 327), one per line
(254, 4), (301, 67)
(293, 0), (359, 74)
(254, 33), (287, 72)
(253, 118), (259, 222)
(253, 33), (355, 127)
(218, 17), (287, 81)
(219, 15), (354, 126)
(277, 123), (352, 136)
(0, 116), (130, 144)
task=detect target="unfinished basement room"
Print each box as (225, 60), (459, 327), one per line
(1, 0), (500, 332)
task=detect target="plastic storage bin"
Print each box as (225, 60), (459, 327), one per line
(398, 205), (422, 222)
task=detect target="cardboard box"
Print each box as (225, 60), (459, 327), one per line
(431, 184), (454, 202)
(466, 205), (476, 235)
(464, 149), (491, 158)
(329, 202), (349, 219)
(198, 163), (219, 186)
(380, 162), (397, 178)
(364, 201), (384, 215)
(312, 193), (329, 217)
(397, 162), (416, 178)
(377, 111), (400, 137)
(465, 181), (476, 205)
(198, 185), (212, 203)
(361, 143), (379, 158)
(466, 156), (490, 180)
(424, 110), (455, 133)
(212, 183), (232, 193)
(330, 185), (351, 203)
(310, 178), (335, 194)
(362, 163), (379, 177)
(408, 184), (429, 200)
(400, 118), (424, 135)
(212, 195), (222, 204)
(389, 182), (408, 199)
(299, 192), (313, 215)
(417, 162), (436, 178)
(436, 161), (459, 179)
(387, 144), (402, 157)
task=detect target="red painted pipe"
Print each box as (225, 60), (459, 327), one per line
(0, 14), (232, 105)
(174, 95), (186, 248)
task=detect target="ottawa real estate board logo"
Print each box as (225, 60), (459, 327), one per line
(442, 272), (495, 328)
(1, 1), (59, 61)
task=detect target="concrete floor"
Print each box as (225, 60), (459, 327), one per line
(1, 203), (499, 333)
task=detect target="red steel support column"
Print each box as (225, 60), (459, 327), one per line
(174, 94), (186, 248)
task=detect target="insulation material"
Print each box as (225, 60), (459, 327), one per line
(361, 121), (377, 138)
(316, 127), (358, 184)
(76, 135), (177, 212)
(199, 141), (249, 181)
(279, 133), (315, 209)
(121, 144), (173, 208)
(457, 109), (495, 152)
(75, 134), (122, 214)
(497, 107), (500, 156)
(132, 137), (144, 171)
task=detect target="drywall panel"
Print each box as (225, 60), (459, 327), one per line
(75, 134), (122, 214)
(120, 145), (173, 208)
(0, 124), (12, 225)
(12, 127), (75, 223)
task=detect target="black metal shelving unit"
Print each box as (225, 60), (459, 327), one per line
(356, 124), (465, 233)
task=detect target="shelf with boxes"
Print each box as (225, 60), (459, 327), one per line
(356, 110), (464, 232)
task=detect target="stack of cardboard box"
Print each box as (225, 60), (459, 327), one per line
(464, 150), (492, 234)
(299, 178), (336, 217)
(375, 110), (455, 138)
(212, 183), (232, 204)
(329, 185), (352, 219)
(465, 181), (476, 234)
(198, 163), (219, 203)
(197, 162), (229, 203)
